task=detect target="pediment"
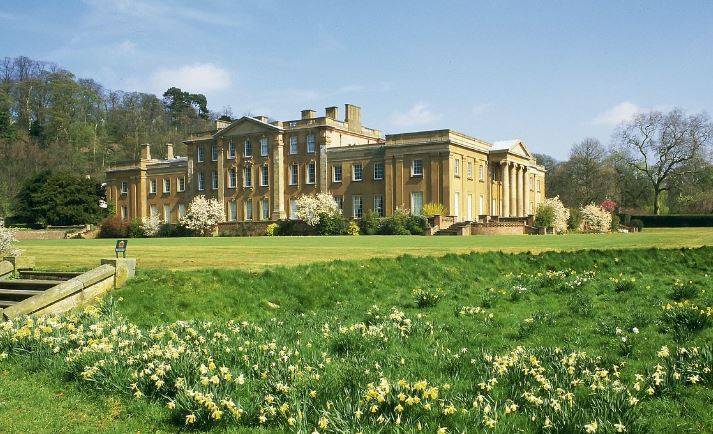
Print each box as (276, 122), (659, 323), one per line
(215, 116), (281, 138)
(510, 141), (532, 159)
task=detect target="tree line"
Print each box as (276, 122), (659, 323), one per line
(0, 56), (227, 217)
(536, 109), (713, 215)
(1, 56), (711, 220)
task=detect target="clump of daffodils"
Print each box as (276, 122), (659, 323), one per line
(0, 298), (710, 432)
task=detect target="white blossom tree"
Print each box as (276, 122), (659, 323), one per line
(0, 227), (20, 256)
(295, 193), (341, 226)
(580, 203), (612, 233)
(536, 196), (570, 233)
(141, 215), (161, 237)
(179, 195), (225, 236)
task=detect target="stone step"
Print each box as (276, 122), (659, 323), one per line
(0, 300), (18, 308)
(0, 279), (60, 290)
(19, 271), (81, 281)
(0, 288), (44, 300)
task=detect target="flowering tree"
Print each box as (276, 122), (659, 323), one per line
(536, 196), (569, 233)
(296, 193), (341, 226)
(0, 227), (20, 256)
(600, 199), (618, 213)
(141, 215), (161, 237)
(580, 203), (612, 233)
(179, 195), (225, 236)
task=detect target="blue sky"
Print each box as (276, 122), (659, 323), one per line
(1, 0), (712, 158)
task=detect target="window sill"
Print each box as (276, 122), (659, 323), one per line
(373, 178), (384, 181)
(352, 179), (363, 182)
(411, 174), (423, 177)
(332, 180), (342, 183)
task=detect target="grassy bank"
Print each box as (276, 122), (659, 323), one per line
(16, 227), (713, 271)
(2, 247), (711, 432)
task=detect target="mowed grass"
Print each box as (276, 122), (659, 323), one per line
(16, 227), (713, 271)
(3, 247), (711, 432)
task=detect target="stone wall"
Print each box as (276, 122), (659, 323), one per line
(11, 230), (67, 240)
(471, 222), (525, 235)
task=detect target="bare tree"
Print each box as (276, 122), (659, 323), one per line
(612, 109), (712, 214)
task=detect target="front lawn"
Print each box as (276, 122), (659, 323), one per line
(1, 247), (711, 432)
(15, 227), (713, 271)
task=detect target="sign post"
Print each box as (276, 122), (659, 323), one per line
(115, 239), (128, 258)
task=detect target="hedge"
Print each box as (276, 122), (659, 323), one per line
(628, 214), (713, 228)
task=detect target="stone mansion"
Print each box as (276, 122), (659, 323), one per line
(105, 104), (546, 224)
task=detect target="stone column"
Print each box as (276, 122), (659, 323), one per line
(138, 163), (147, 219)
(318, 130), (330, 193)
(516, 164), (524, 217)
(523, 167), (529, 215)
(501, 162), (510, 217)
(217, 139), (225, 207)
(509, 162), (517, 217)
(271, 133), (286, 220)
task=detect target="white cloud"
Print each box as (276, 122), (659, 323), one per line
(592, 101), (642, 126)
(149, 63), (232, 94)
(390, 103), (441, 128)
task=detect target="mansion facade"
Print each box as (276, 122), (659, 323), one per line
(105, 104), (545, 224)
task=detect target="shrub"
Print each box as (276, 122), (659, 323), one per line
(296, 193), (341, 226)
(422, 202), (446, 217)
(0, 226), (19, 256)
(405, 214), (429, 234)
(670, 280), (698, 301)
(359, 210), (382, 235)
(127, 218), (146, 238)
(534, 204), (555, 228)
(611, 213), (620, 231)
(315, 213), (349, 235)
(630, 219), (644, 231)
(14, 170), (106, 226)
(179, 195), (225, 236)
(568, 207), (582, 231)
(265, 223), (278, 236)
(412, 287), (444, 308)
(347, 221), (360, 236)
(155, 223), (193, 238)
(536, 197), (569, 233)
(580, 203), (612, 233)
(275, 219), (314, 236)
(379, 208), (411, 235)
(98, 216), (128, 238)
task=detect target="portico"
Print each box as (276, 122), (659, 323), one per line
(492, 140), (545, 218)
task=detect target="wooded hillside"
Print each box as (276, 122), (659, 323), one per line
(0, 56), (221, 216)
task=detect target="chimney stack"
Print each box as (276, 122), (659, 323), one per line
(166, 143), (174, 159)
(344, 104), (361, 130)
(254, 115), (269, 123)
(140, 143), (151, 160)
(301, 109), (316, 120)
(325, 106), (338, 120)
